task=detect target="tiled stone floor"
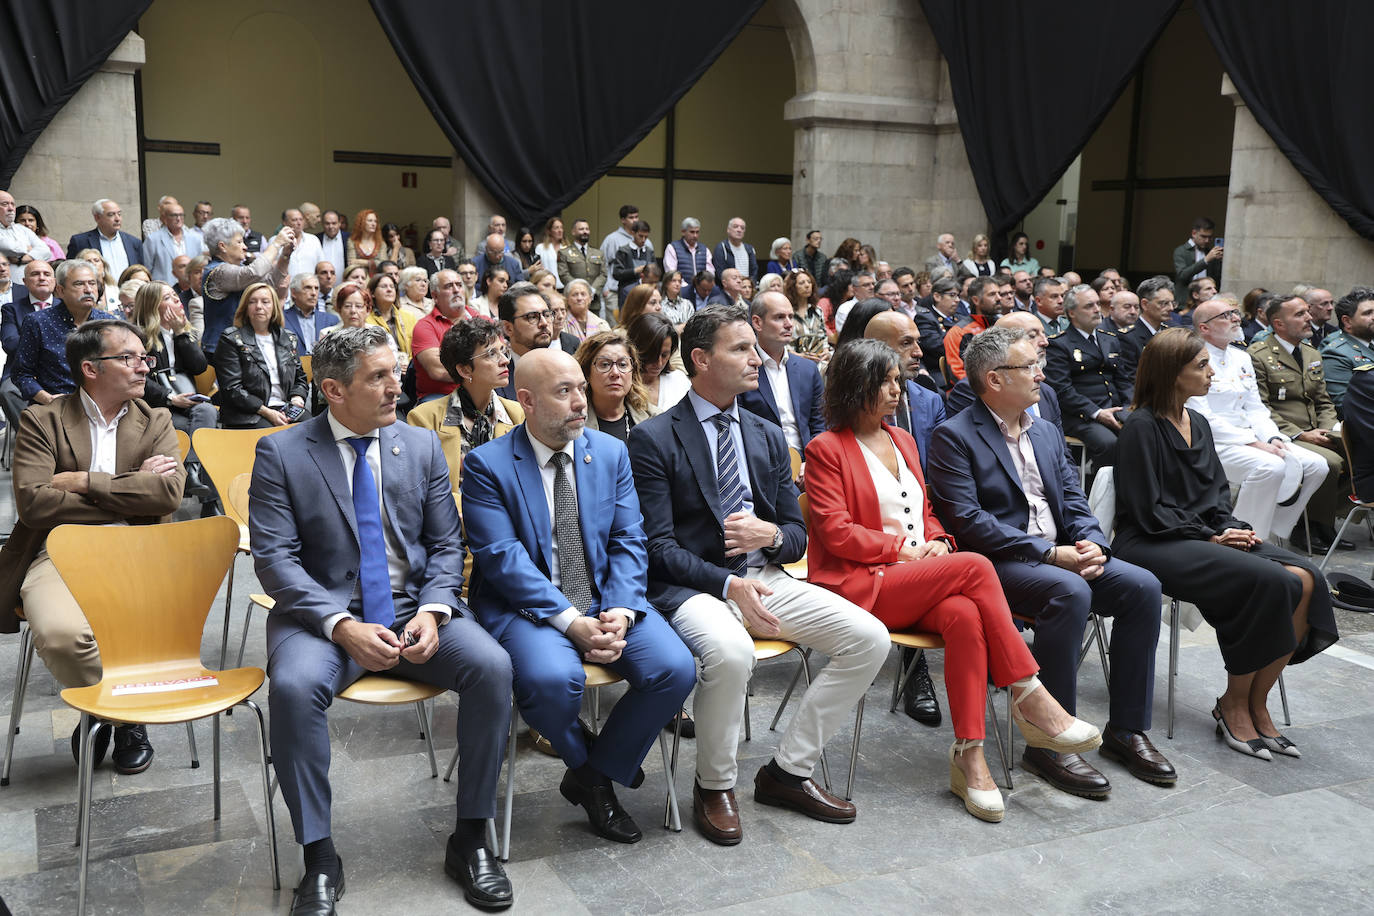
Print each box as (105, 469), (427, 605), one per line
(2, 472), (1373, 914)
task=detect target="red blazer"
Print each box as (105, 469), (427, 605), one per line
(803, 424), (952, 611)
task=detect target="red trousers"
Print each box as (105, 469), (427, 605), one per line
(870, 552), (1037, 739)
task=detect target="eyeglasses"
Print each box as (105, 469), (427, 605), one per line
(593, 358), (633, 374)
(472, 346), (510, 363)
(92, 353), (156, 369)
(1198, 309), (1241, 323)
(994, 363), (1039, 375)
(514, 310), (551, 324)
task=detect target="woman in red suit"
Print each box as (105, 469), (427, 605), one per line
(804, 340), (1100, 822)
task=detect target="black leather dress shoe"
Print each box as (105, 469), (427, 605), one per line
(289, 860), (344, 916)
(1099, 728), (1177, 787)
(444, 836), (513, 910)
(559, 770), (642, 843)
(112, 724), (154, 775)
(665, 708), (696, 739)
(902, 650), (942, 727)
(70, 721), (113, 768)
(1021, 747), (1111, 799)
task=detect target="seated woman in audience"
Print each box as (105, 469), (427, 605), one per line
(325, 281), (401, 365)
(626, 313), (691, 411)
(805, 339), (1100, 822)
(213, 281), (308, 428)
(855, 244), (878, 275)
(527, 266), (558, 298)
(832, 237), (862, 271)
(15, 205), (63, 260)
(407, 316), (522, 488)
(764, 237), (799, 275)
(131, 279), (214, 433)
(75, 248), (121, 311)
(575, 330), (656, 441)
(117, 277), (145, 317)
(658, 269), (694, 330)
(914, 270), (933, 300)
(346, 209), (384, 273)
(118, 264), (151, 288)
(513, 226), (539, 274)
(563, 278), (610, 340)
(1241, 287), (1270, 342)
(342, 260), (371, 288)
(961, 233), (995, 277)
(819, 268), (853, 338)
(617, 282), (662, 332)
(419, 228), (458, 278)
(397, 266), (432, 320)
(470, 266), (508, 319)
(1113, 328), (1338, 760)
(366, 272), (417, 368)
(380, 222), (415, 268)
(1000, 231), (1040, 275)
(535, 218), (564, 285)
(784, 268), (827, 361)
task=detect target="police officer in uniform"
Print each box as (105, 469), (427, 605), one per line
(1340, 363), (1374, 504)
(1248, 293), (1351, 550)
(1319, 286), (1374, 417)
(1043, 284), (1133, 467)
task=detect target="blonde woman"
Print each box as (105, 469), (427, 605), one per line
(366, 271), (417, 366)
(536, 217), (565, 286)
(211, 281), (308, 428)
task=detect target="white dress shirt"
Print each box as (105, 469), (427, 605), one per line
(0, 221), (49, 262)
(98, 231), (129, 279)
(993, 409), (1057, 541)
(319, 233), (345, 274)
(758, 345), (800, 449)
(80, 389), (127, 476)
(287, 232), (323, 277)
(688, 390), (766, 592)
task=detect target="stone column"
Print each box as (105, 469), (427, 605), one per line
(779, 0), (983, 273)
(9, 32), (146, 241)
(1221, 74), (1374, 295)
(449, 155), (503, 259)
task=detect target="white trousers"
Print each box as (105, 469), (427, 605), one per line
(1217, 442), (1327, 540)
(668, 564), (889, 790)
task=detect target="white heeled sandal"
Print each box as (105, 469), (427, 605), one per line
(1010, 676), (1102, 754)
(949, 739), (1004, 823)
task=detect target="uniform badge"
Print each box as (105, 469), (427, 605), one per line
(1073, 349), (1082, 363)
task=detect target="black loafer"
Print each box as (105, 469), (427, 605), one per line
(444, 836), (513, 910)
(289, 859), (344, 916)
(558, 770), (642, 843)
(112, 724), (154, 775)
(70, 721), (113, 768)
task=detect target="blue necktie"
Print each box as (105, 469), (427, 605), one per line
(711, 413), (748, 578)
(347, 437), (395, 628)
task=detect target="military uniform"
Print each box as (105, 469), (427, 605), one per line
(1247, 334), (1343, 526)
(1319, 330), (1374, 417)
(1341, 363), (1374, 503)
(1043, 326), (1133, 466)
(556, 243), (607, 301)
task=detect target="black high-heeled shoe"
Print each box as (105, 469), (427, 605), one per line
(1212, 700), (1272, 761)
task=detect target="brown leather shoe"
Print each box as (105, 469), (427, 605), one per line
(1020, 747), (1111, 799)
(753, 765), (856, 824)
(1099, 727), (1178, 787)
(693, 782), (742, 846)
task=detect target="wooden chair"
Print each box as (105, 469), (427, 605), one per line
(48, 516), (279, 913)
(788, 447), (802, 483)
(193, 365), (218, 397)
(1063, 434), (1088, 488)
(174, 429), (191, 463)
(300, 354), (313, 384)
(193, 426), (289, 668)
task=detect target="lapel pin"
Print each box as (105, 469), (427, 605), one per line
(392, 446), (400, 455)
(584, 453), (591, 463)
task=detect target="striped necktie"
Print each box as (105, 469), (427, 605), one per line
(711, 412), (748, 577)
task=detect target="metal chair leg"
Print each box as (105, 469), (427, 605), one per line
(591, 686), (601, 733)
(663, 710), (683, 830)
(985, 689), (1012, 790)
(500, 697), (517, 862)
(889, 647), (919, 713)
(797, 651), (832, 791)
(844, 695), (865, 801)
(75, 714), (98, 914)
(2, 625), (34, 787)
(1319, 507), (1365, 571)
(234, 601), (254, 669)
(444, 742), (460, 782)
(1167, 598), (1180, 739)
(1094, 616), (1110, 683)
(743, 690), (751, 742)
(242, 699), (281, 890)
(769, 658), (807, 731)
(213, 712), (222, 821)
(1278, 672), (1291, 726)
(186, 721), (200, 769)
(417, 701), (438, 777)
(218, 554), (238, 668)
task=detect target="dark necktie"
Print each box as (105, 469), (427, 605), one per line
(347, 437), (395, 628)
(551, 451), (595, 613)
(890, 390), (912, 433)
(711, 413), (748, 577)
(580, 245), (587, 260)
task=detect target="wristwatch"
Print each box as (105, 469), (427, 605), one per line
(769, 525), (784, 550)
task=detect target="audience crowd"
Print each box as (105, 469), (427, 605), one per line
(0, 190), (1354, 913)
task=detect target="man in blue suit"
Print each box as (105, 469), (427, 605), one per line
(628, 305), (889, 846)
(282, 272), (339, 355)
(1, 260), (58, 382)
(926, 328), (1173, 802)
(462, 348), (695, 846)
(249, 326), (514, 913)
(738, 292), (825, 453)
(945, 311), (1064, 435)
(65, 199), (143, 276)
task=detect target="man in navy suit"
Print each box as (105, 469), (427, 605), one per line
(249, 326), (514, 912)
(282, 272), (339, 355)
(627, 305), (889, 846)
(1044, 285), (1134, 467)
(738, 292), (825, 453)
(1, 260), (58, 381)
(65, 199), (144, 276)
(462, 348), (695, 846)
(927, 328), (1172, 801)
(945, 311), (1064, 435)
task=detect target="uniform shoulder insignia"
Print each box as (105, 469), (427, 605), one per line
(1049, 329), (1066, 339)
(1356, 363), (1374, 372)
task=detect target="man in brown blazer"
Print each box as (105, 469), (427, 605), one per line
(0, 318), (185, 773)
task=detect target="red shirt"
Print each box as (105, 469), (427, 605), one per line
(412, 310), (458, 398)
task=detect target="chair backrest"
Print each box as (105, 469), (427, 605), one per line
(938, 355), (951, 386)
(228, 472), (252, 527)
(789, 447), (802, 482)
(798, 491), (810, 527)
(300, 354), (313, 383)
(45, 516), (240, 676)
(174, 429), (191, 462)
(193, 426), (289, 525)
(193, 365), (218, 397)
(1338, 429), (1372, 503)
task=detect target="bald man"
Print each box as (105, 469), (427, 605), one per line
(1102, 291), (1140, 334)
(945, 312), (1064, 434)
(864, 310), (946, 467)
(475, 232), (525, 286)
(461, 348), (695, 846)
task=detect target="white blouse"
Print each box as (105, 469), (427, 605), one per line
(654, 369), (692, 411)
(857, 433), (925, 550)
(255, 332), (285, 406)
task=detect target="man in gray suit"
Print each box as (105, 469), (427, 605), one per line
(249, 326), (514, 913)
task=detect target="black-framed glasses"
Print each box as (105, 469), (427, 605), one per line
(1198, 309), (1241, 323)
(592, 358), (633, 374)
(91, 353), (156, 369)
(514, 309), (552, 324)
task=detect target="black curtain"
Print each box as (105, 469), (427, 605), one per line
(0, 1), (152, 186)
(370, 0), (764, 228)
(1197, 1), (1374, 241)
(919, 0), (1180, 237)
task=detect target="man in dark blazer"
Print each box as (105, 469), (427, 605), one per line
(65, 199), (144, 273)
(1172, 216), (1223, 303)
(711, 217), (757, 281)
(1117, 275), (1176, 382)
(248, 326), (514, 911)
(1, 260), (59, 381)
(927, 327), (1172, 800)
(738, 292), (825, 452)
(627, 305), (889, 847)
(945, 311), (1064, 435)
(461, 348), (695, 846)
(1044, 285), (1133, 467)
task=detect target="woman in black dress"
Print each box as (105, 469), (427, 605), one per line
(1113, 328), (1337, 761)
